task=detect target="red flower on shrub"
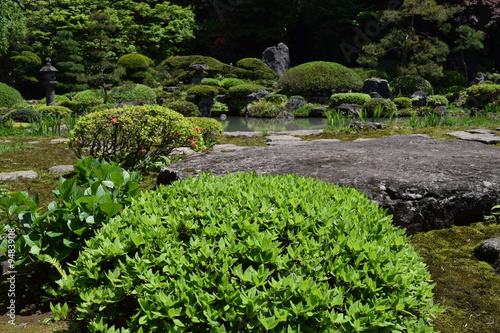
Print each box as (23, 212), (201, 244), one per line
(141, 148), (147, 153)
(111, 118), (118, 125)
(191, 141), (197, 146)
(194, 127), (200, 133)
(189, 135), (195, 141)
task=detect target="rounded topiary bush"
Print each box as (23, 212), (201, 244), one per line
(390, 75), (434, 96)
(117, 53), (154, 71)
(61, 173), (440, 332)
(393, 97), (413, 109)
(107, 83), (156, 104)
(363, 98), (397, 117)
(186, 85), (219, 104)
(200, 78), (221, 87)
(277, 61), (363, 98)
(220, 78), (246, 90)
(0, 83), (25, 108)
(72, 89), (104, 104)
(164, 100), (200, 117)
(234, 58), (279, 81)
(40, 94), (71, 105)
(427, 95), (449, 108)
(330, 93), (371, 108)
(3, 108), (40, 122)
(70, 105), (204, 169)
(187, 116), (224, 147)
(227, 83), (266, 112)
(35, 105), (73, 117)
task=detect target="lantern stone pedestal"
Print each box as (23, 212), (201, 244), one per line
(40, 57), (58, 106)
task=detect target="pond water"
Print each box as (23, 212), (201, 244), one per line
(217, 116), (328, 132)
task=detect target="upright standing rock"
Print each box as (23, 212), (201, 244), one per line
(362, 78), (391, 99)
(262, 42), (290, 76)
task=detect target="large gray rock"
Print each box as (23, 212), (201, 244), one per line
(0, 170), (38, 181)
(363, 78), (391, 98)
(262, 42), (290, 76)
(168, 135), (500, 234)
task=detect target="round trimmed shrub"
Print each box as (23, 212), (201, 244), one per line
(70, 105), (204, 170)
(277, 61), (363, 98)
(211, 100), (229, 114)
(293, 103), (326, 117)
(164, 100), (200, 117)
(0, 83), (25, 108)
(427, 95), (449, 108)
(107, 83), (156, 104)
(362, 98), (397, 117)
(61, 173), (440, 332)
(72, 89), (104, 104)
(117, 53), (154, 71)
(220, 78), (246, 90)
(200, 78), (221, 87)
(187, 116), (224, 147)
(3, 108), (40, 122)
(390, 75), (434, 96)
(35, 105), (73, 117)
(393, 97), (413, 109)
(464, 84), (500, 109)
(40, 94), (71, 105)
(330, 93), (371, 108)
(234, 58), (279, 81)
(246, 100), (284, 117)
(227, 83), (266, 112)
(186, 85), (219, 103)
(265, 93), (288, 104)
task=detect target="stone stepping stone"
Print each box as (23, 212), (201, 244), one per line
(447, 129), (500, 144)
(50, 138), (70, 144)
(0, 170), (38, 181)
(0, 140), (11, 143)
(169, 147), (197, 156)
(48, 165), (74, 173)
(265, 135), (305, 146)
(212, 144), (250, 153)
(311, 139), (342, 143)
(224, 131), (263, 137)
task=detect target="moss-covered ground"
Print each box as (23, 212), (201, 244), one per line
(1, 126), (500, 332)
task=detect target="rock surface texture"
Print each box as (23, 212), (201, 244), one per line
(168, 135), (500, 234)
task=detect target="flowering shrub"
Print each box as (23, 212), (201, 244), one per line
(70, 105), (204, 170)
(465, 84), (500, 109)
(187, 117), (224, 147)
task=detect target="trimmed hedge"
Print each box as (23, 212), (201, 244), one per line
(3, 108), (40, 122)
(0, 83), (25, 108)
(117, 53), (154, 71)
(227, 83), (266, 113)
(427, 95), (449, 108)
(59, 173), (440, 332)
(35, 105), (73, 117)
(464, 84), (500, 109)
(330, 93), (371, 108)
(164, 100), (200, 117)
(362, 98), (397, 118)
(107, 83), (156, 104)
(277, 61), (363, 98)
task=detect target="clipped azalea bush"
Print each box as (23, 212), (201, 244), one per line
(0, 82), (25, 108)
(164, 100), (200, 117)
(107, 83), (156, 104)
(277, 61), (363, 98)
(246, 99), (284, 117)
(363, 98), (397, 118)
(34, 105), (73, 117)
(3, 108), (41, 122)
(427, 95), (449, 108)
(390, 75), (434, 96)
(464, 84), (500, 109)
(227, 83), (266, 112)
(186, 85), (219, 103)
(330, 93), (371, 108)
(59, 173), (441, 332)
(187, 116), (223, 147)
(40, 94), (71, 105)
(70, 105), (204, 169)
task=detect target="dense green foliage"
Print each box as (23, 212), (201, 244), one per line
(34, 106), (73, 117)
(57, 173), (440, 332)
(107, 83), (156, 104)
(390, 76), (434, 96)
(363, 98), (397, 118)
(464, 84), (500, 108)
(186, 117), (224, 147)
(227, 83), (266, 112)
(426, 95), (449, 108)
(246, 100), (284, 117)
(70, 105), (204, 169)
(186, 85), (220, 102)
(3, 108), (40, 122)
(0, 157), (141, 282)
(278, 62), (363, 98)
(0, 82), (25, 108)
(164, 100), (200, 117)
(330, 93), (371, 108)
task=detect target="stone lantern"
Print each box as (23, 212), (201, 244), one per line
(40, 57), (58, 106)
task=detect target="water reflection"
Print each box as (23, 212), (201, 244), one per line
(218, 116), (328, 132)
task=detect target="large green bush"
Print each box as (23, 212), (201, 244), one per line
(107, 83), (156, 104)
(164, 100), (200, 117)
(330, 93), (371, 108)
(464, 84), (500, 109)
(70, 105), (204, 169)
(3, 108), (41, 122)
(390, 76), (434, 96)
(187, 117), (223, 147)
(277, 61), (363, 98)
(117, 53), (154, 71)
(58, 173), (440, 332)
(0, 82), (25, 108)
(427, 95), (449, 108)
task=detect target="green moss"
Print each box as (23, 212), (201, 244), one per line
(410, 222), (500, 333)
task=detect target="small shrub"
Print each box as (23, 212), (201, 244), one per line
(200, 78), (221, 87)
(293, 103), (325, 117)
(164, 100), (200, 117)
(40, 95), (71, 105)
(187, 117), (224, 147)
(246, 99), (284, 117)
(390, 75), (434, 96)
(362, 98), (397, 118)
(186, 85), (220, 103)
(59, 173), (440, 332)
(330, 92), (371, 108)
(278, 61), (363, 98)
(107, 83), (156, 104)
(72, 89), (104, 104)
(3, 108), (41, 122)
(427, 95), (449, 108)
(464, 84), (500, 109)
(116, 53), (154, 71)
(211, 100), (229, 114)
(393, 97), (413, 109)
(220, 78), (246, 90)
(70, 105), (205, 170)
(0, 82), (25, 108)
(34, 105), (73, 117)
(265, 93), (288, 104)
(234, 58), (278, 81)
(227, 83), (266, 112)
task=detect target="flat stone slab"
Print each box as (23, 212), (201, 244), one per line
(169, 135), (500, 234)
(48, 165), (74, 173)
(169, 147), (197, 156)
(211, 144), (251, 153)
(50, 138), (71, 144)
(0, 170), (38, 181)
(447, 129), (500, 144)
